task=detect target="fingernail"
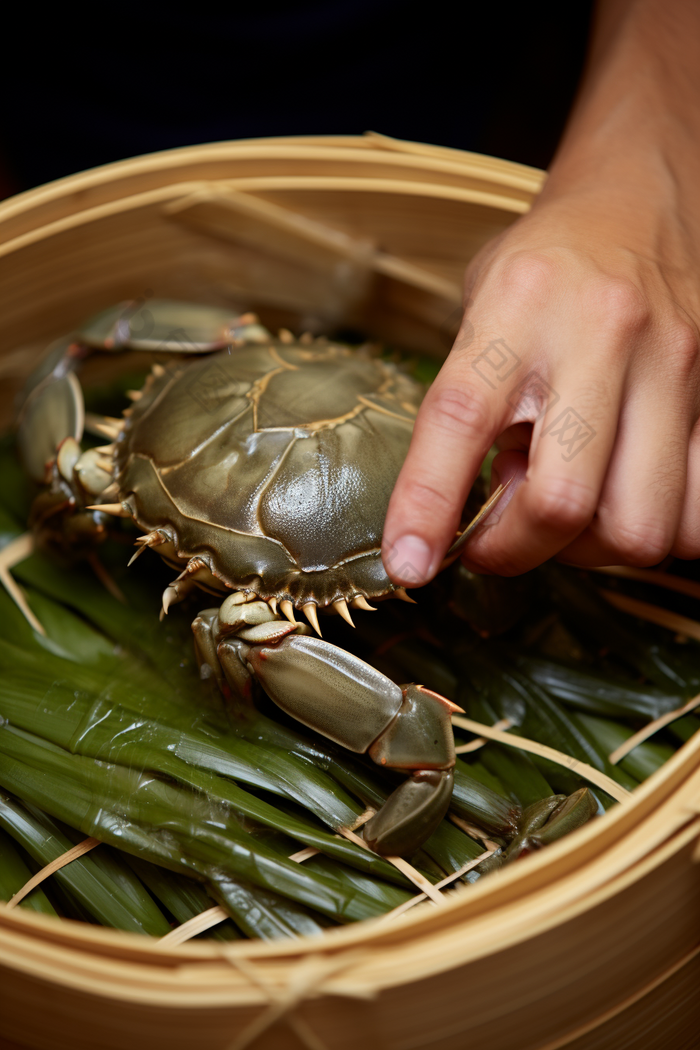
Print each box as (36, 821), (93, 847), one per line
(383, 535), (435, 585)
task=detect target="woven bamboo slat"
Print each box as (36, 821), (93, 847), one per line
(0, 136), (698, 1050)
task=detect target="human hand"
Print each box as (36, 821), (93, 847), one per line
(382, 0), (700, 586)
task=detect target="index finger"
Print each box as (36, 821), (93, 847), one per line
(382, 340), (510, 586)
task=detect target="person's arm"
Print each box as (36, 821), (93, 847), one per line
(382, 0), (700, 585)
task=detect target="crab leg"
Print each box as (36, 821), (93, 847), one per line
(16, 299), (268, 481)
(76, 300), (267, 353)
(12, 301), (272, 617)
(201, 601), (459, 857)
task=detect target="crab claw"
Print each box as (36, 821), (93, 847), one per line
(364, 683), (457, 855)
(363, 770), (454, 857)
(530, 788), (598, 848)
(228, 634), (456, 857)
(18, 372), (85, 483)
(489, 789), (598, 869)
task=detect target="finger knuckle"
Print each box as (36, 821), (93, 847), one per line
(665, 319), (700, 378)
(497, 250), (559, 306)
(671, 533), (700, 560)
(529, 476), (596, 534)
(606, 519), (672, 566)
(671, 485), (700, 559)
(592, 278), (650, 340)
(424, 385), (491, 444)
(476, 553), (528, 577)
(400, 477), (458, 519)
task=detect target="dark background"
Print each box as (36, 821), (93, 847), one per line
(0, 3), (593, 197)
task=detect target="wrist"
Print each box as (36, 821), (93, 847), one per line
(537, 1), (700, 233)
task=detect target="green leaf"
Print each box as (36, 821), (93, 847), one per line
(574, 714), (673, 782)
(517, 656), (683, 721)
(125, 856), (241, 941)
(0, 726), (396, 926)
(0, 791), (171, 935)
(543, 565), (690, 693)
(0, 827), (58, 916)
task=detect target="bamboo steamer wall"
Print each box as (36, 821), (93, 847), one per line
(0, 137), (699, 1050)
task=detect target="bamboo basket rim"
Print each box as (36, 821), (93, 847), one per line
(0, 177), (532, 267)
(0, 133), (545, 220)
(0, 136), (545, 269)
(0, 138), (698, 1037)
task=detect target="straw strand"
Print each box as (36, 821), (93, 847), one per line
(380, 848), (495, 923)
(448, 814), (501, 851)
(591, 565), (700, 602)
(160, 905), (229, 945)
(288, 846), (321, 863)
(338, 825), (445, 904)
(6, 837), (100, 908)
(455, 718), (514, 753)
(451, 715), (631, 802)
(608, 693), (700, 764)
(599, 589), (700, 643)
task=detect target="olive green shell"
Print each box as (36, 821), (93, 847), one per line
(115, 339), (423, 606)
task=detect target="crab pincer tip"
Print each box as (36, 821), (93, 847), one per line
(415, 684), (464, 714)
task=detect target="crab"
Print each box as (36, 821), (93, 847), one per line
(13, 298), (498, 858)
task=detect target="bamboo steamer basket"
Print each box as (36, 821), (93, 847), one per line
(0, 136), (699, 1050)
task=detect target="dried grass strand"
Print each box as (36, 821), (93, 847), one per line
(599, 589), (700, 643)
(159, 906), (229, 945)
(288, 847), (320, 863)
(346, 807), (376, 831)
(379, 849), (495, 923)
(443, 480), (510, 563)
(7, 837), (101, 908)
(451, 715), (631, 802)
(448, 814), (501, 851)
(454, 718), (514, 753)
(338, 827), (445, 904)
(591, 565), (700, 602)
(608, 693), (700, 765)
(384, 857), (447, 905)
